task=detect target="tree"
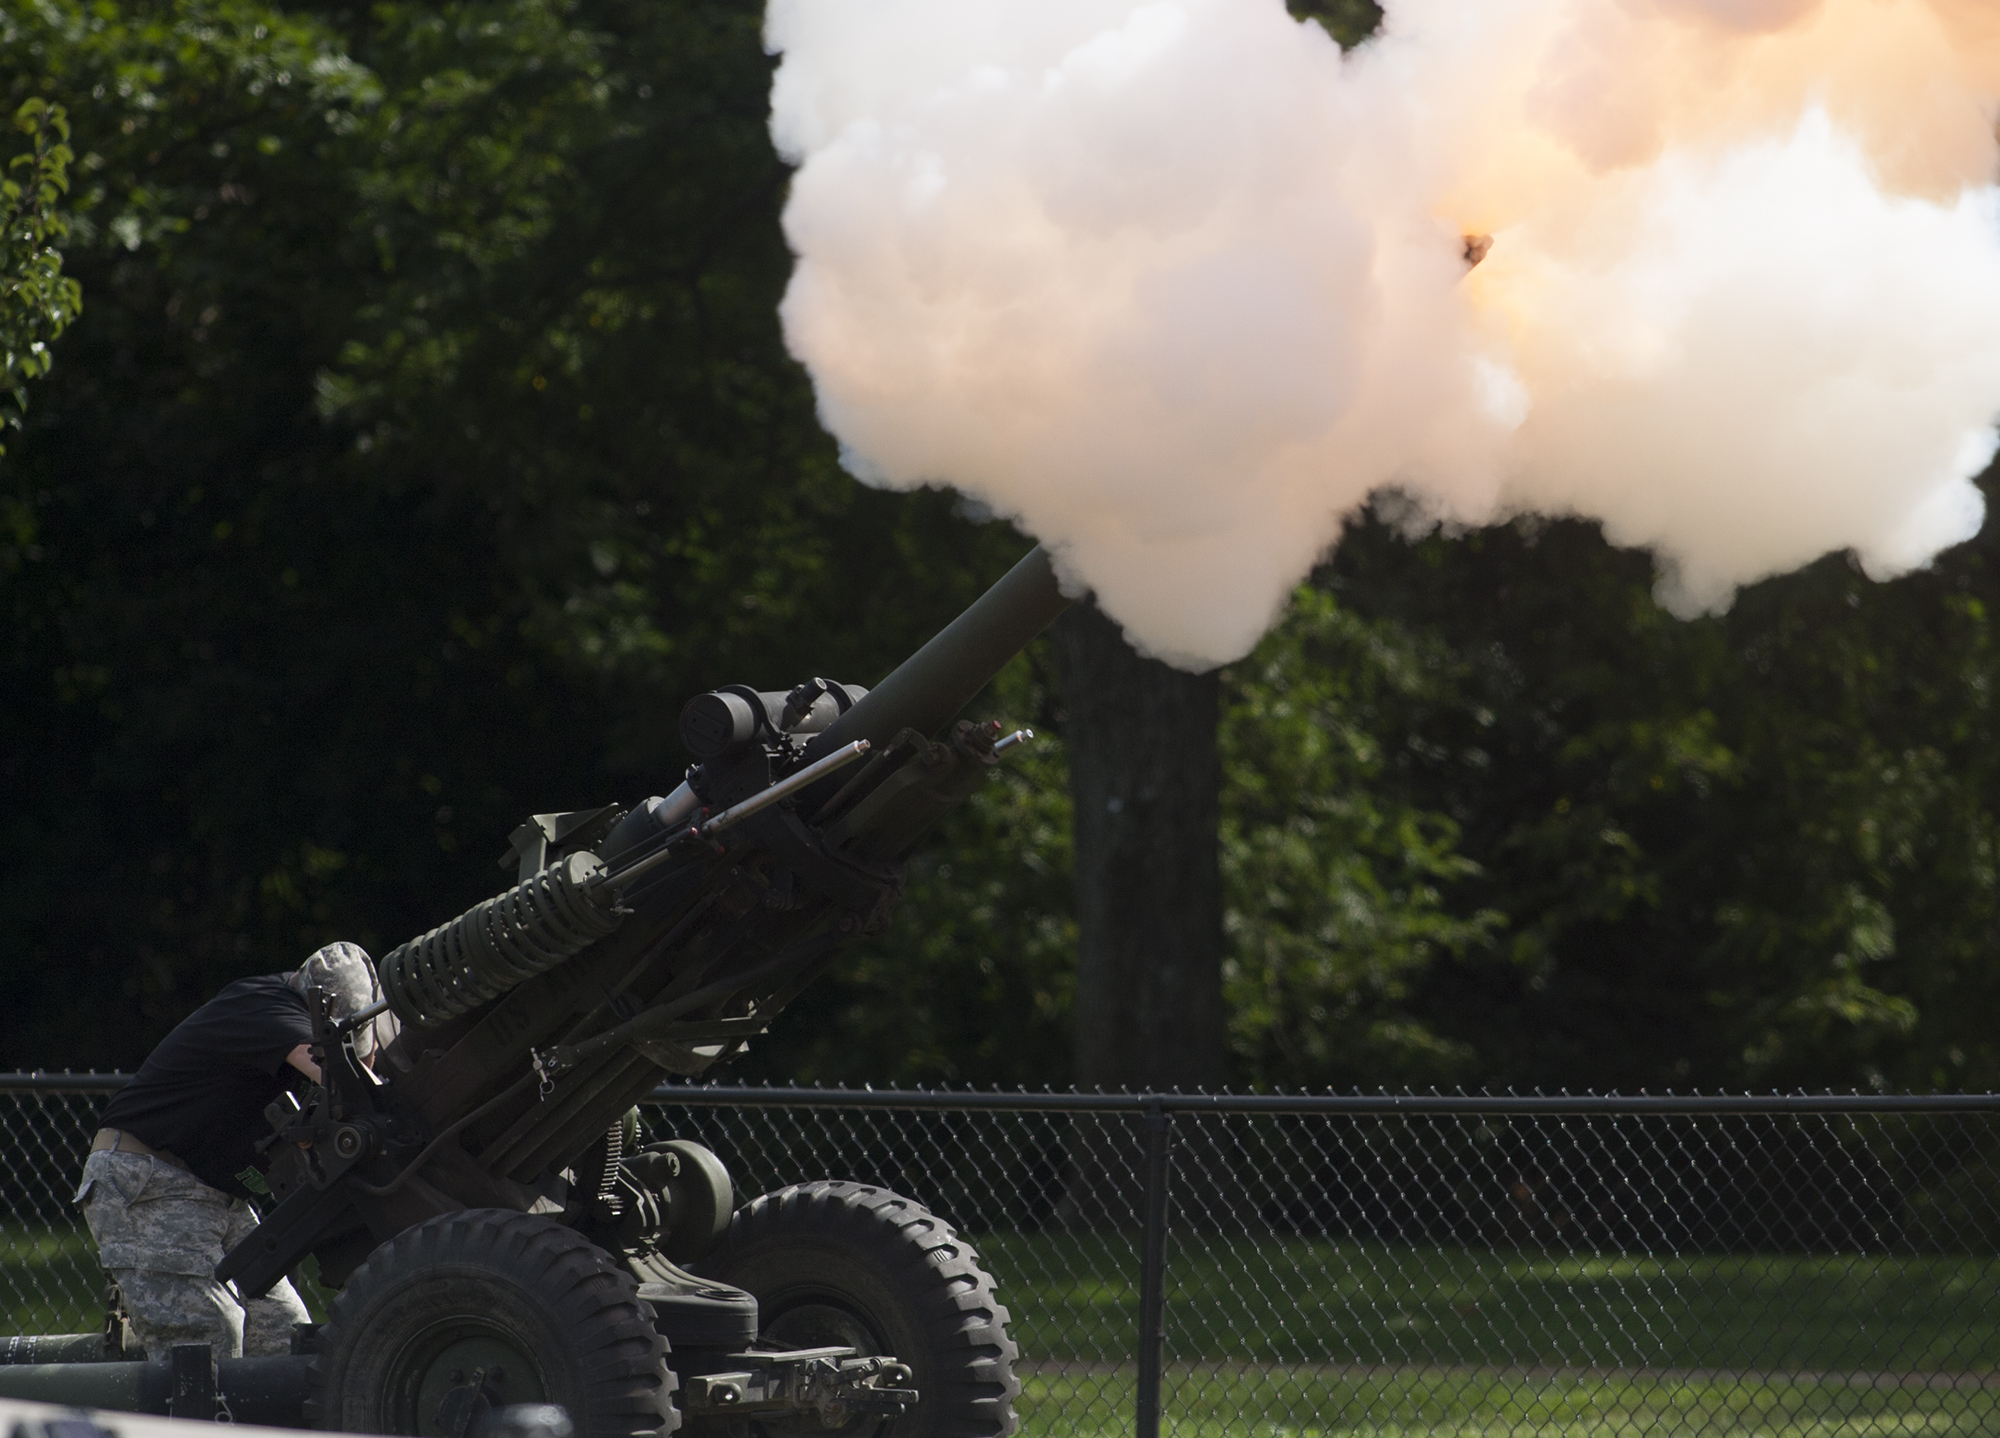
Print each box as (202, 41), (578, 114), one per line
(1318, 473), (2000, 1092)
(1219, 584), (1497, 1088)
(1048, 0), (1387, 1092)
(11, 0), (2000, 1105)
(1059, 604), (1228, 1090)
(0, 98), (80, 453)
(0, 0), (1015, 1068)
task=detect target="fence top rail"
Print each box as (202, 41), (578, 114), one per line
(5, 1073), (1998, 1114)
(646, 1086), (2000, 1115)
(1, 1073), (131, 1092)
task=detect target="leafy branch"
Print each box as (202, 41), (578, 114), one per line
(1, 98), (83, 454)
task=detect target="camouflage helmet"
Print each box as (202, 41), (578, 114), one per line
(289, 942), (390, 1057)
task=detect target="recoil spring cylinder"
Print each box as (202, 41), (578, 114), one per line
(380, 851), (624, 1028)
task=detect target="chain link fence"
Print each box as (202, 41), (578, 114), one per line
(4, 1077), (1998, 1435)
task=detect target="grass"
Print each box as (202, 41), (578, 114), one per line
(0, 1221), (331, 1334)
(0, 1221), (103, 1337)
(7, 1223), (1996, 1432)
(980, 1233), (2000, 1432)
(977, 1233), (2000, 1371)
(1015, 1366), (2000, 1436)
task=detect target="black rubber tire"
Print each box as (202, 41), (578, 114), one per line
(305, 1208), (676, 1438)
(691, 1181), (1018, 1438)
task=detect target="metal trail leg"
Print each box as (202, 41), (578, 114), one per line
(1135, 1099), (1173, 1438)
(169, 1343), (215, 1420)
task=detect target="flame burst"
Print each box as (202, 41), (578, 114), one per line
(768, 0), (2000, 667)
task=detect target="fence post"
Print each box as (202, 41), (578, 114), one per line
(1135, 1097), (1172, 1438)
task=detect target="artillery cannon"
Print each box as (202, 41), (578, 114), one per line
(3, 546), (1071, 1437)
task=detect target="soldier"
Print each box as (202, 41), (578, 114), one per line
(74, 943), (390, 1360)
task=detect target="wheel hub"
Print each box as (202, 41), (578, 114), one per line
(764, 1303), (879, 1357)
(404, 1330), (548, 1437)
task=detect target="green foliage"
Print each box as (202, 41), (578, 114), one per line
(1286, 0), (1383, 48)
(1322, 492), (2000, 1091)
(0, 98), (81, 451)
(0, 0), (1020, 1068)
(1, 0), (463, 1060)
(6, 0), (2000, 1100)
(1220, 587), (1499, 1088)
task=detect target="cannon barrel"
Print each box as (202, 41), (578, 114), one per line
(803, 544), (1069, 760)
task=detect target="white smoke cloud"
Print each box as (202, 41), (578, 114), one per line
(766, 0), (2000, 667)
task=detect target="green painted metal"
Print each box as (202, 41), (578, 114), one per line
(0, 1361), (146, 1410)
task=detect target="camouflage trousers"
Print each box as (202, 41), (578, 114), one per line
(76, 1149), (310, 1360)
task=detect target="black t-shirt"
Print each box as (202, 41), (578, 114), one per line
(99, 975), (317, 1197)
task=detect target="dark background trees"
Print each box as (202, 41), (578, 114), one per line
(1, 97), (80, 452)
(5, 0), (1999, 1095)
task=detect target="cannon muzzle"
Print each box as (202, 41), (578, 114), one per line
(803, 544), (1069, 759)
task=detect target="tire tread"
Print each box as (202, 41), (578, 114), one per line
(697, 1181), (1018, 1438)
(303, 1208), (676, 1437)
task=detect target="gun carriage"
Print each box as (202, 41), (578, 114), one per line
(3, 547), (1071, 1438)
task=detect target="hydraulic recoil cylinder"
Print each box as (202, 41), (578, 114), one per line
(379, 852), (624, 1028)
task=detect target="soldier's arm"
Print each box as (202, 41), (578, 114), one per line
(284, 1040), (373, 1082)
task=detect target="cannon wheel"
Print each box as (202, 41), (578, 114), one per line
(305, 1209), (677, 1438)
(692, 1181), (1018, 1438)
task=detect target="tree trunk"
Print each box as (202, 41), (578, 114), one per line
(1057, 603), (1228, 1091)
